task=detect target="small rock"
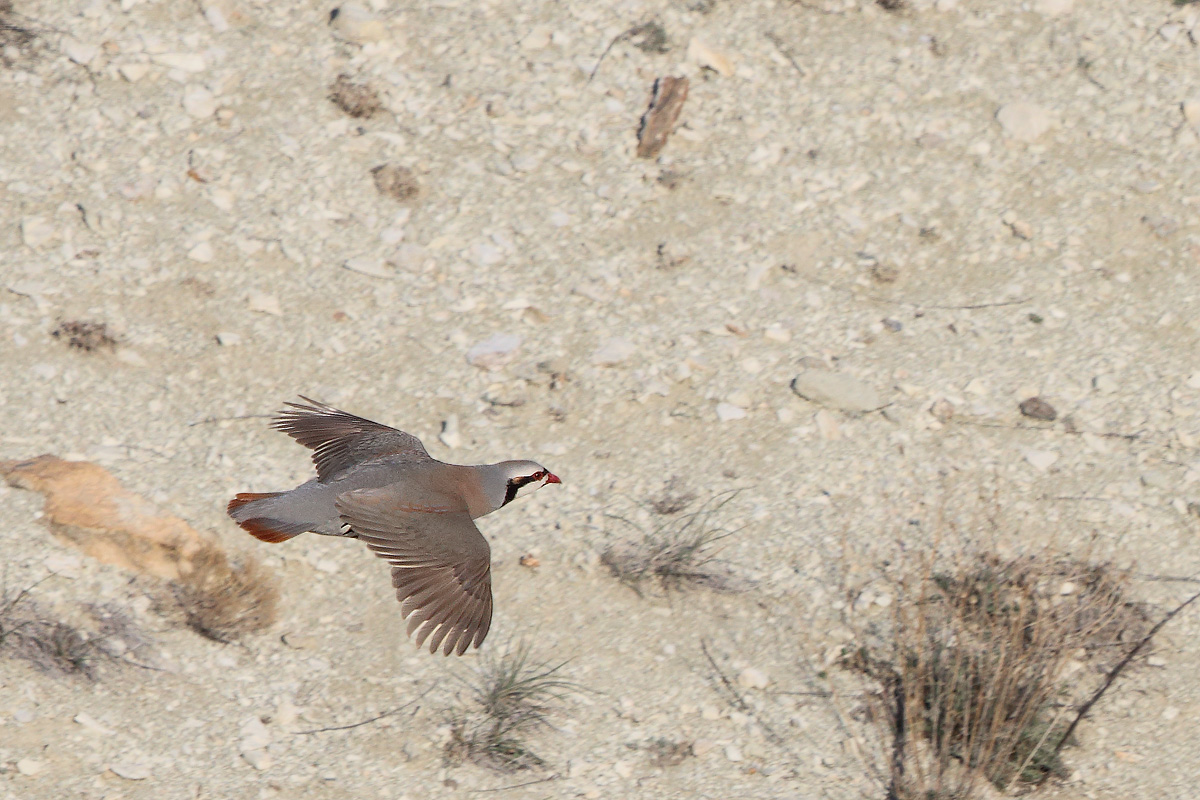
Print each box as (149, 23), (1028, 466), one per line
(16, 758), (45, 776)
(439, 415), (462, 449)
(1009, 219), (1034, 240)
(592, 337), (636, 367)
(239, 717), (272, 752)
(330, 3), (387, 43)
(1163, 706), (1180, 721)
(242, 749), (272, 770)
(64, 38), (99, 66)
(343, 256), (392, 278)
(1, 456), (216, 580)
(187, 241), (214, 263)
(814, 409), (841, 440)
(737, 667), (769, 689)
(119, 63), (149, 82)
(182, 87), (216, 118)
(724, 745), (744, 763)
(151, 52), (206, 73)
(521, 26), (553, 51)
(1019, 397), (1057, 421)
(612, 760), (633, 779)
(1034, 0), (1073, 15)
(1025, 450), (1059, 472)
(716, 403), (747, 422)
(791, 370), (882, 412)
(74, 712), (115, 736)
(20, 216), (56, 248)
(996, 102), (1052, 142)
(1184, 99), (1200, 132)
(930, 398), (955, 422)
(519, 553), (540, 568)
(467, 333), (522, 371)
(247, 291), (282, 316)
(686, 37), (734, 76)
(110, 761), (151, 780)
(203, 4), (230, 32)
(700, 704), (720, 721)
(1092, 375), (1119, 394)
(1147, 655), (1167, 667)
(215, 331), (242, 347)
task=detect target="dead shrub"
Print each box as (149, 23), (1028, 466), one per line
(371, 163), (420, 201)
(328, 74), (382, 118)
(1, 577), (104, 679)
(601, 491), (744, 595)
(1, 2), (38, 64)
(842, 553), (1152, 799)
(52, 320), (118, 352)
(445, 642), (580, 772)
(170, 546), (278, 643)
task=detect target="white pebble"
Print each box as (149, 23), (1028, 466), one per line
(109, 761), (151, 780)
(20, 216), (56, 248)
(1034, 0), (1073, 15)
(187, 241), (214, 263)
(182, 87), (216, 118)
(1163, 706), (1180, 721)
(152, 52), (207, 73)
(996, 102), (1053, 142)
(737, 667), (769, 689)
(74, 712), (115, 736)
(687, 37), (735, 77)
(216, 332), (242, 347)
(439, 415), (462, 449)
(203, 5), (230, 32)
(1025, 450), (1059, 472)
(247, 291), (282, 316)
(792, 370), (882, 412)
(330, 3), (387, 43)
(467, 333), (522, 371)
(16, 758), (45, 776)
(716, 403), (747, 422)
(591, 337), (636, 367)
(724, 745), (744, 762)
(344, 256), (392, 278)
(119, 63), (149, 82)
(64, 38), (99, 66)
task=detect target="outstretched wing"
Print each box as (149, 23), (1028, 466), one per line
(336, 486), (493, 656)
(272, 396), (430, 482)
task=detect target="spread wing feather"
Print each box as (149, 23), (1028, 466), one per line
(336, 486), (493, 656)
(272, 396), (430, 482)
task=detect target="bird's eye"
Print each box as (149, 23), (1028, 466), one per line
(532, 471), (545, 480)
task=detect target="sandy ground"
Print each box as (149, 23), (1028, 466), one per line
(3, 0), (1200, 797)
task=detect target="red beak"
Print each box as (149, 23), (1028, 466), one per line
(544, 472), (561, 485)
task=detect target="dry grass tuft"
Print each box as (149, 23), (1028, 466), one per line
(601, 491), (743, 595)
(645, 737), (695, 767)
(446, 642), (580, 772)
(647, 476), (696, 515)
(328, 74), (383, 118)
(1, 2), (38, 64)
(371, 163), (420, 202)
(52, 320), (117, 352)
(1, 578), (104, 679)
(170, 546), (278, 643)
(843, 552), (1151, 799)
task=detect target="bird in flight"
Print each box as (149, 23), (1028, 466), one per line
(227, 397), (561, 656)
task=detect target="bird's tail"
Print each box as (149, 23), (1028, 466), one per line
(227, 492), (308, 544)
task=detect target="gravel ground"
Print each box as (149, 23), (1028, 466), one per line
(3, 0), (1200, 797)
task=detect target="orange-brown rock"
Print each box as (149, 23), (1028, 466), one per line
(1, 455), (212, 580)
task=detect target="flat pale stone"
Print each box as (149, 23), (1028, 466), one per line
(791, 370), (882, 412)
(996, 102), (1052, 142)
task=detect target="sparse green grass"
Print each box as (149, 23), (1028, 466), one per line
(842, 553), (1151, 799)
(601, 491), (743, 595)
(446, 642), (581, 772)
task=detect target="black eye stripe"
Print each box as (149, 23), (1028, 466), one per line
(502, 474), (540, 507)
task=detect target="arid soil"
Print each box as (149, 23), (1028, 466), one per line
(3, 0), (1200, 798)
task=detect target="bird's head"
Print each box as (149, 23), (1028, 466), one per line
(498, 460), (561, 507)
